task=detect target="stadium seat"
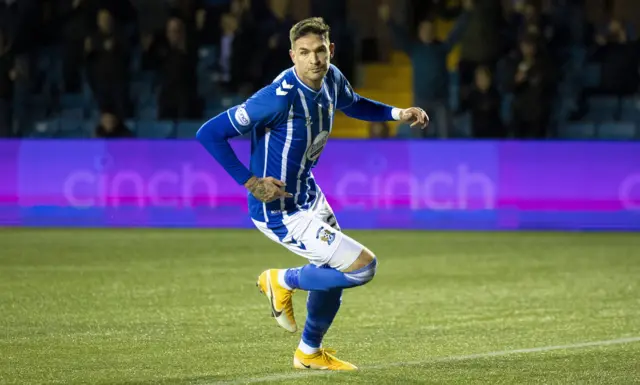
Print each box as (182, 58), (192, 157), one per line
(29, 120), (60, 138)
(138, 105), (158, 120)
(395, 123), (412, 139)
(59, 119), (86, 132)
(557, 122), (596, 139)
(620, 97), (640, 122)
(586, 96), (618, 121)
(597, 121), (637, 140)
(125, 119), (137, 133)
(176, 121), (202, 139)
(60, 108), (85, 120)
(582, 63), (601, 88)
(60, 93), (87, 109)
(452, 112), (471, 138)
(136, 120), (175, 139)
(198, 45), (218, 70)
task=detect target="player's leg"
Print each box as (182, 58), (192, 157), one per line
(282, 228), (377, 292)
(254, 220), (299, 333)
(290, 198), (375, 370)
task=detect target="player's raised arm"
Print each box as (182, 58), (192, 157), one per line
(196, 84), (293, 202)
(332, 65), (430, 129)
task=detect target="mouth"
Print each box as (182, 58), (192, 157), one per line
(311, 67), (324, 73)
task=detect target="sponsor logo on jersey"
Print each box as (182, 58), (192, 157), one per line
(306, 131), (329, 161)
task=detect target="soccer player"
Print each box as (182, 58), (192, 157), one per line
(196, 17), (428, 370)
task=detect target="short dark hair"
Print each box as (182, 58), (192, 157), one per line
(289, 17), (330, 46)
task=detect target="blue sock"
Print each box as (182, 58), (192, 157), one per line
(301, 289), (343, 350)
(284, 259), (377, 291)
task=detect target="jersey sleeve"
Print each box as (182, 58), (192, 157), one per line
(227, 83), (289, 135)
(332, 65), (360, 110)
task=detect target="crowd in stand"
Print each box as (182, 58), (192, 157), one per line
(0, 0), (638, 139)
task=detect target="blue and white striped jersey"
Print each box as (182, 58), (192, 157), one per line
(226, 65), (357, 223)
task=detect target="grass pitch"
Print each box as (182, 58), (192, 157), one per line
(1, 228), (639, 384)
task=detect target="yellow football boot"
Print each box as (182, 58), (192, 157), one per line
(256, 269), (297, 332)
(293, 348), (358, 371)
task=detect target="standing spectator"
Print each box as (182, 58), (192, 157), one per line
(379, 2), (471, 138)
(457, 0), (505, 104)
(213, 13), (253, 93)
(131, 0), (170, 71)
(0, 29), (16, 137)
(154, 17), (200, 119)
(505, 34), (555, 139)
(58, 0), (94, 93)
(85, 8), (131, 117)
(168, 0), (207, 43)
(258, 0), (295, 85)
(593, 19), (640, 98)
(460, 66), (504, 138)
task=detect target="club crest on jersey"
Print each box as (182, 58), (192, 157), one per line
(316, 226), (335, 245)
(235, 105), (251, 126)
(306, 130), (329, 161)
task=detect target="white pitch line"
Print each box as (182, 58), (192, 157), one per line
(207, 336), (640, 385)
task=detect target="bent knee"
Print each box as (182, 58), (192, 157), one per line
(343, 248), (377, 285)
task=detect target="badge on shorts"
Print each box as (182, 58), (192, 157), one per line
(316, 226), (335, 245)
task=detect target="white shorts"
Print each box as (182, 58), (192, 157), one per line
(252, 192), (364, 271)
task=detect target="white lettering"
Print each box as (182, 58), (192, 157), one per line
(111, 171), (144, 207)
(62, 163), (218, 208)
(335, 166), (496, 211)
(423, 172), (454, 210)
(458, 164), (496, 209)
(383, 172), (420, 209)
(63, 171), (96, 208)
(149, 171), (179, 207)
(336, 172), (367, 209)
(619, 174), (640, 210)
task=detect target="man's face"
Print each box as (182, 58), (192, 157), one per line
(418, 21), (434, 43)
(100, 113), (117, 131)
(166, 18), (183, 45)
(290, 33), (334, 83)
(520, 40), (536, 59)
(97, 10), (113, 33)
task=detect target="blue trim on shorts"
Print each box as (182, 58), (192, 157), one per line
(267, 221), (289, 241)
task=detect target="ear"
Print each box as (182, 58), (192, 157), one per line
(289, 48), (295, 63)
(329, 42), (335, 59)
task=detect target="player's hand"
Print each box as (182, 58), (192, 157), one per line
(244, 176), (293, 203)
(399, 107), (429, 129)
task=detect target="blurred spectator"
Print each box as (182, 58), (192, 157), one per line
(153, 17), (200, 120)
(85, 8), (131, 117)
(213, 13), (253, 93)
(508, 1), (555, 45)
(459, 66), (504, 138)
(168, 0), (207, 43)
(369, 121), (390, 139)
(131, 0), (170, 70)
(58, 0), (94, 93)
(593, 18), (640, 98)
(505, 34), (556, 139)
(94, 110), (134, 138)
(310, 0), (355, 81)
(259, 0), (294, 85)
(457, 0), (505, 104)
(379, 2), (471, 138)
(0, 29), (16, 137)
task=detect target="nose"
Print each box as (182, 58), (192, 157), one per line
(311, 52), (320, 64)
